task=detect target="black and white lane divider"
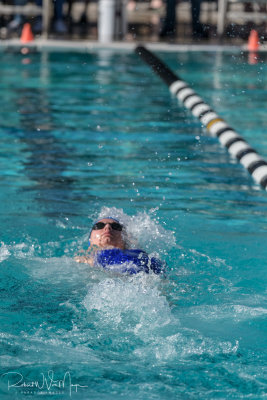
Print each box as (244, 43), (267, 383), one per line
(135, 45), (267, 190)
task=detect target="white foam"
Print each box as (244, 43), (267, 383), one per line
(0, 242), (10, 262)
(83, 274), (171, 330)
(0, 241), (38, 263)
(188, 304), (267, 321)
(133, 326), (239, 362)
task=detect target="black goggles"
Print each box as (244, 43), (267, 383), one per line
(92, 222), (123, 231)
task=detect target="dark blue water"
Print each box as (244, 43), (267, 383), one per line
(0, 49), (267, 399)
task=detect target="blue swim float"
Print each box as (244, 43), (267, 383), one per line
(95, 248), (165, 275)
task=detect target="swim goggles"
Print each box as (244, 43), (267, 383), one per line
(91, 222), (123, 231)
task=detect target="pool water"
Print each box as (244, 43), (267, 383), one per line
(0, 48), (267, 399)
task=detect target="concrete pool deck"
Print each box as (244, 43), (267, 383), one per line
(2, 37), (267, 53)
(1, 37), (264, 52)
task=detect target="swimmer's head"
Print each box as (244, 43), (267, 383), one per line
(89, 217), (126, 249)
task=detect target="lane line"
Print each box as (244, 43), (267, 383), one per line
(135, 45), (267, 190)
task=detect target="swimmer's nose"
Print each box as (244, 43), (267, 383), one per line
(104, 223), (112, 232)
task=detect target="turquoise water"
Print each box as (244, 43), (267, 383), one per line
(0, 48), (267, 399)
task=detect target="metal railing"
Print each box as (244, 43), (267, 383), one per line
(217, 0), (267, 37)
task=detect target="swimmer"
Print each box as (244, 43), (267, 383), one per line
(75, 217), (165, 275)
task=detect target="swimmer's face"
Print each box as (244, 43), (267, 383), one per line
(90, 218), (125, 249)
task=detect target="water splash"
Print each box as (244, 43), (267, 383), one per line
(82, 272), (239, 366)
(93, 206), (176, 255)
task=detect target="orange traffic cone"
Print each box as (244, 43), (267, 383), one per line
(247, 29), (259, 51)
(20, 23), (34, 43)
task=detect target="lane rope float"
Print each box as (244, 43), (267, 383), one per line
(135, 45), (267, 191)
